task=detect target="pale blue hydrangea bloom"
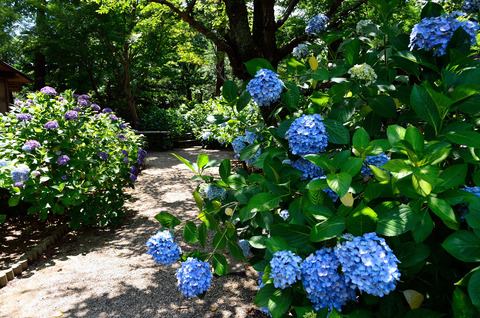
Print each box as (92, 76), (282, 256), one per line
(11, 164), (30, 183)
(31, 170), (41, 177)
(409, 12), (479, 56)
(291, 158), (324, 180)
(176, 257), (212, 297)
(45, 120), (59, 130)
(21, 145), (31, 152)
(40, 86), (57, 95)
(293, 44), (309, 58)
(463, 0), (480, 13)
(348, 63), (377, 84)
(461, 186), (480, 197)
(279, 209), (289, 220)
(201, 131), (211, 140)
(270, 250), (302, 289)
(335, 232), (401, 297)
(13, 181), (25, 188)
(238, 239), (251, 257)
(232, 136), (248, 154)
(246, 69), (284, 107)
(57, 155), (70, 165)
(245, 130), (260, 145)
(306, 14), (329, 35)
(64, 110), (78, 120)
(286, 114), (328, 156)
(0, 159), (8, 167)
(198, 183), (227, 201)
(302, 248), (356, 311)
(361, 153), (390, 177)
(146, 230), (182, 266)
(17, 113), (32, 121)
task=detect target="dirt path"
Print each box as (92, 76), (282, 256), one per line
(0, 147), (259, 318)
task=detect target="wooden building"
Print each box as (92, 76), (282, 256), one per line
(0, 61), (32, 114)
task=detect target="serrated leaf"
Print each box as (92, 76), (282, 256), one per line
(323, 119), (350, 144)
(268, 288), (293, 318)
(247, 193), (282, 213)
(183, 221), (199, 243)
(222, 80), (238, 103)
(310, 215), (346, 242)
(154, 212), (181, 229)
(428, 196), (458, 229)
(345, 207), (378, 236)
(198, 222), (207, 248)
(442, 230), (480, 262)
(212, 253), (229, 276)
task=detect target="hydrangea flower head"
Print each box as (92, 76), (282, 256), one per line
(77, 99), (90, 107)
(291, 158), (324, 180)
(176, 257), (212, 297)
(11, 164), (30, 182)
(129, 174), (137, 181)
(293, 44), (309, 59)
(306, 13), (329, 35)
(31, 170), (41, 177)
(286, 114), (328, 156)
(245, 149), (261, 166)
(0, 159), (7, 167)
(279, 209), (290, 220)
(45, 120), (59, 130)
(361, 153), (390, 177)
(409, 12), (479, 56)
(463, 0), (480, 13)
(73, 107), (82, 112)
(119, 123), (127, 129)
(129, 165), (139, 176)
(245, 130), (261, 145)
(109, 115), (118, 121)
(13, 182), (25, 188)
(246, 69), (284, 107)
(40, 86), (57, 95)
(118, 133), (126, 140)
(302, 248), (356, 311)
(335, 232), (401, 297)
(270, 250), (302, 289)
(57, 155), (70, 165)
(77, 94), (90, 100)
(64, 110), (78, 120)
(98, 151), (108, 161)
(17, 113), (32, 121)
(102, 108), (113, 113)
(22, 140), (41, 152)
(198, 183), (227, 201)
(121, 150), (129, 157)
(348, 63), (377, 84)
(61, 175), (67, 181)
(137, 148), (147, 165)
(461, 186), (480, 197)
(146, 230), (182, 266)
(91, 104), (101, 111)
(232, 136), (248, 155)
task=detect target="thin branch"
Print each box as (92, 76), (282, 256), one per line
(185, 0), (196, 13)
(329, 0), (368, 28)
(275, 0), (300, 29)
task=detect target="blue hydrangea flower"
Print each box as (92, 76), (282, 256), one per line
(98, 151), (109, 161)
(21, 145), (31, 152)
(61, 175), (67, 181)
(13, 181), (25, 188)
(238, 239), (251, 257)
(55, 151), (62, 155)
(73, 107), (82, 112)
(302, 248), (356, 311)
(201, 132), (211, 140)
(118, 133), (126, 140)
(45, 120), (59, 130)
(293, 44), (309, 59)
(109, 115), (118, 121)
(123, 157), (130, 164)
(462, 0), (480, 13)
(11, 164), (30, 183)
(91, 104), (101, 111)
(146, 230), (182, 266)
(40, 86), (57, 95)
(198, 183), (227, 201)
(176, 257), (212, 297)
(17, 113), (32, 121)
(246, 69), (284, 107)
(0, 159), (8, 167)
(23, 140), (41, 152)
(245, 149), (261, 166)
(102, 108), (113, 113)
(14, 101), (23, 106)
(279, 209), (289, 220)
(121, 150), (129, 157)
(31, 170), (41, 177)
(306, 14), (329, 36)
(361, 153), (390, 177)
(461, 186), (480, 197)
(335, 232), (401, 297)
(77, 94), (90, 100)
(64, 110), (78, 120)
(119, 123), (127, 129)
(57, 155), (70, 165)
(291, 158), (324, 180)
(77, 99), (90, 107)
(286, 114), (328, 156)
(270, 250), (302, 289)
(137, 148), (147, 165)
(129, 165), (139, 176)
(409, 12), (479, 56)
(129, 174), (137, 181)
(245, 130), (260, 145)
(232, 136), (248, 155)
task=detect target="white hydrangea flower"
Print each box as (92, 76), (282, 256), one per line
(348, 63), (377, 84)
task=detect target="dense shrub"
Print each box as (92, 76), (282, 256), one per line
(149, 2), (480, 317)
(0, 88), (146, 228)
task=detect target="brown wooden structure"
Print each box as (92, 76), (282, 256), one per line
(0, 61), (32, 114)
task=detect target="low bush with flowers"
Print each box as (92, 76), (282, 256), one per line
(0, 88), (146, 228)
(146, 2), (480, 317)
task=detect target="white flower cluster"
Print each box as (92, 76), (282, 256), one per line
(348, 63), (377, 84)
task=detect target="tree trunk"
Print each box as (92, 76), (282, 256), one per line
(215, 47), (225, 96)
(34, 52), (46, 91)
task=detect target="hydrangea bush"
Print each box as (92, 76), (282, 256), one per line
(0, 89), (145, 228)
(148, 2), (480, 316)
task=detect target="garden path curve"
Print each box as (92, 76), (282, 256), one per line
(0, 146), (259, 318)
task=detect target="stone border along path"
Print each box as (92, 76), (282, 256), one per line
(0, 147), (261, 318)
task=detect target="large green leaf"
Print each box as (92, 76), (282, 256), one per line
(172, 153), (196, 173)
(345, 207), (378, 236)
(469, 271), (480, 311)
(198, 222), (207, 248)
(310, 215), (346, 242)
(247, 193), (282, 213)
(387, 125), (406, 146)
(395, 242), (430, 268)
(227, 239), (247, 261)
(376, 204), (417, 236)
(443, 230), (480, 262)
(255, 284), (276, 307)
(446, 130), (480, 148)
(222, 80), (238, 103)
(219, 159), (231, 182)
(282, 81), (300, 109)
(270, 224), (314, 253)
(353, 127), (370, 150)
(428, 196), (458, 229)
(237, 91), (251, 112)
(155, 212), (181, 229)
(436, 164), (467, 191)
(265, 236), (292, 254)
(410, 84), (441, 134)
(412, 209), (434, 243)
(183, 221), (199, 243)
(452, 287), (477, 318)
(405, 125), (424, 152)
(368, 95), (397, 118)
(212, 253), (229, 276)
(345, 38), (361, 65)
(327, 172), (352, 198)
(245, 58), (275, 76)
(323, 119), (350, 144)
(196, 153), (209, 170)
(268, 288), (293, 318)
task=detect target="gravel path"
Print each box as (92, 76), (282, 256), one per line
(0, 147), (259, 318)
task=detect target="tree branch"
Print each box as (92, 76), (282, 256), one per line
(275, 0), (300, 29)
(328, 0), (368, 28)
(277, 33), (308, 62)
(185, 0), (196, 13)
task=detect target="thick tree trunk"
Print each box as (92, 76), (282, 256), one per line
(215, 48), (225, 96)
